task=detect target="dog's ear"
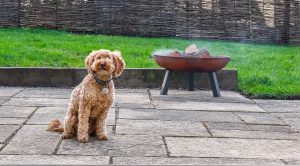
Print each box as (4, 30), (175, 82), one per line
(85, 51), (96, 73)
(111, 50), (125, 77)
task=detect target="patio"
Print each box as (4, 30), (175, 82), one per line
(0, 87), (299, 165)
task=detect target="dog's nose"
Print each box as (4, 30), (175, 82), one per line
(100, 63), (106, 68)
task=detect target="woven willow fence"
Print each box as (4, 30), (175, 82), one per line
(1, 0), (299, 44)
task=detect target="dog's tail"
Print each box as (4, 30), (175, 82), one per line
(47, 119), (64, 132)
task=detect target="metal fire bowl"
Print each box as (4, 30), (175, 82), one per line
(153, 55), (230, 72)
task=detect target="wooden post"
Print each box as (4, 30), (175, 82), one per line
(281, 0), (291, 44)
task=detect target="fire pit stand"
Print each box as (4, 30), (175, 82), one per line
(160, 70), (221, 97)
(153, 54), (229, 97)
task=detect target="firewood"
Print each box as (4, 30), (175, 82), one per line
(184, 44), (211, 58)
(184, 44), (199, 54)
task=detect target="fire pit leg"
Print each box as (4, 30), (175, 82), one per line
(188, 72), (195, 91)
(160, 70), (173, 95)
(208, 72), (221, 97)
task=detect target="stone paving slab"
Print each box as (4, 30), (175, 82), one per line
(118, 108), (157, 120)
(0, 125), (20, 143)
(154, 101), (266, 112)
(255, 100), (300, 113)
(107, 108), (116, 126)
(58, 135), (166, 157)
(86, 126), (114, 136)
(0, 87), (300, 165)
(237, 124), (295, 132)
(279, 118), (300, 132)
(166, 137), (300, 159)
(112, 157), (284, 165)
(105, 126), (114, 134)
(26, 106), (115, 125)
(116, 89), (148, 93)
(206, 122), (250, 130)
(119, 108), (242, 123)
(115, 91), (153, 108)
(0, 97), (9, 105)
(0, 118), (26, 125)
(271, 113), (300, 132)
(116, 92), (151, 104)
(211, 129), (300, 140)
(0, 87), (24, 97)
(26, 107), (67, 125)
(205, 122), (295, 133)
(116, 119), (210, 136)
(14, 88), (72, 98)
(1, 125), (61, 154)
(236, 112), (285, 125)
(273, 113), (300, 119)
(151, 90), (254, 103)
(285, 160), (300, 165)
(116, 102), (154, 109)
(3, 97), (70, 107)
(27, 107), (115, 126)
(0, 106), (36, 118)
(0, 155), (110, 165)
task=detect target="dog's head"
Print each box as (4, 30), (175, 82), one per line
(85, 49), (125, 79)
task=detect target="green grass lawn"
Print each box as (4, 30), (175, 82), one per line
(0, 28), (299, 99)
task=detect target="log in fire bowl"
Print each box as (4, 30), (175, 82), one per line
(153, 54), (230, 97)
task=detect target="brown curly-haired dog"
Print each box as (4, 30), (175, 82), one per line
(47, 49), (125, 143)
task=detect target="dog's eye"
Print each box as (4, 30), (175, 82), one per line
(96, 57), (101, 59)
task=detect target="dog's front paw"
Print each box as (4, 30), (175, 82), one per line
(62, 132), (73, 139)
(98, 134), (108, 141)
(77, 134), (89, 143)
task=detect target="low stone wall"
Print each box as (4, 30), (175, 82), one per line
(0, 68), (237, 90)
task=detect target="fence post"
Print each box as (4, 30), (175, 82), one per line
(18, 0), (21, 27)
(56, 0), (59, 29)
(186, 0), (190, 38)
(249, 0), (253, 40)
(174, 0), (176, 37)
(281, 0), (290, 44)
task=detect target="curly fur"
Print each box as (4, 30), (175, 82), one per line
(48, 49), (125, 143)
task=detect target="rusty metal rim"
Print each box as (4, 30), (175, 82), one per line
(153, 55), (231, 60)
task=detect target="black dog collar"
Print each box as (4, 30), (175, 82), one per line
(93, 73), (113, 86)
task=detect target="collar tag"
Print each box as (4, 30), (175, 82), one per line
(102, 87), (109, 94)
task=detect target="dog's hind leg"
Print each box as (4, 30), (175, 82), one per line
(62, 87), (81, 139)
(62, 113), (78, 139)
(62, 111), (78, 139)
(62, 94), (79, 139)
